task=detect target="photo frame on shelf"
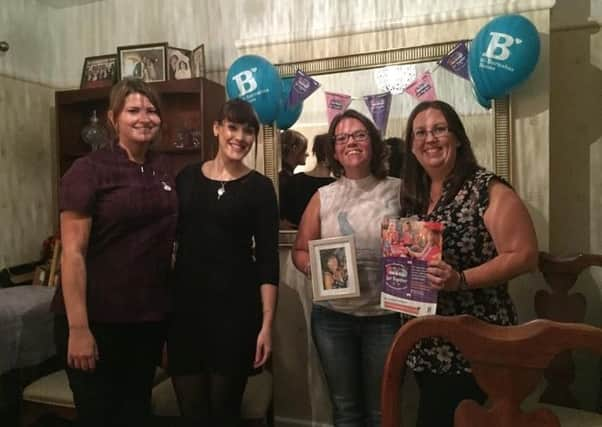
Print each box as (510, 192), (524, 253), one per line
(80, 54), (117, 89)
(117, 42), (167, 82)
(308, 235), (360, 302)
(191, 44), (206, 78)
(167, 46), (192, 80)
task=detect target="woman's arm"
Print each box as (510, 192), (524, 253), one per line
(254, 283), (277, 368)
(323, 272), (334, 290)
(429, 181), (538, 291)
(60, 210), (98, 371)
(465, 181), (539, 287)
(253, 177), (280, 368)
(292, 192), (321, 275)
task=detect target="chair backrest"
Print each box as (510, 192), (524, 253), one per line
(381, 315), (602, 427)
(536, 252), (602, 407)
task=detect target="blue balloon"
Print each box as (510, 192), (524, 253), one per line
(226, 55), (282, 125)
(469, 14), (540, 100)
(275, 78), (303, 130)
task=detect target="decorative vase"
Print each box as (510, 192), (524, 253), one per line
(81, 110), (109, 150)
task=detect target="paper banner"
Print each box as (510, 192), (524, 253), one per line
(288, 69), (321, 108)
(438, 41), (470, 81)
(363, 92), (392, 134)
(404, 71), (437, 102)
(374, 64), (417, 95)
(325, 91), (352, 124)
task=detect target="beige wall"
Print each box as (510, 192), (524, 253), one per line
(548, 0), (602, 410)
(0, 76), (56, 268)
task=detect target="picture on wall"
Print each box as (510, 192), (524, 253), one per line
(167, 47), (192, 80)
(117, 42), (167, 83)
(80, 54), (117, 89)
(191, 44), (206, 78)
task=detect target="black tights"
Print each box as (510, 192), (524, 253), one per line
(171, 372), (248, 427)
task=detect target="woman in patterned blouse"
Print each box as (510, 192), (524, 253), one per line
(399, 100), (538, 427)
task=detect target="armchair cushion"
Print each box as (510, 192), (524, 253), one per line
(151, 370), (273, 419)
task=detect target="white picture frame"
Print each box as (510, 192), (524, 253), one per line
(308, 235), (360, 302)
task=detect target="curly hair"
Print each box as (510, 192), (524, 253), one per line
(326, 109), (388, 179)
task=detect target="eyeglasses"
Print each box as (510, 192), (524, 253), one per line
(412, 125), (449, 141)
(333, 130), (369, 145)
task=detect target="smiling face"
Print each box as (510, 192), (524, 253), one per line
(213, 120), (255, 162)
(410, 107), (457, 179)
(333, 117), (372, 179)
(111, 92), (161, 147)
(326, 255), (340, 273)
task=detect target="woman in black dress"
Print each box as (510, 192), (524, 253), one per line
(168, 99), (279, 426)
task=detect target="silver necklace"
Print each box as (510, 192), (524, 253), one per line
(217, 182), (226, 200)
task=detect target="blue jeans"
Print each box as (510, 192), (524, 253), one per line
(311, 305), (401, 427)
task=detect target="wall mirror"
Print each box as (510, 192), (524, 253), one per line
(261, 41), (511, 246)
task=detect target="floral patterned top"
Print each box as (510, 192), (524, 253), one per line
(404, 168), (517, 374)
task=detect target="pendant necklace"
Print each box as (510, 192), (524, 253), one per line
(217, 182), (226, 200)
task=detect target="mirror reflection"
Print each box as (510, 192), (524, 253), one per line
(278, 60), (494, 229)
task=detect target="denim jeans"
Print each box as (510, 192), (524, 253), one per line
(311, 304), (401, 427)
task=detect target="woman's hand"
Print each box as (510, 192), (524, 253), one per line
(68, 326), (99, 371)
(426, 259), (462, 292)
(253, 326), (272, 368)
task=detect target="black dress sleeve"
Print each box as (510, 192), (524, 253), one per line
(252, 174), (280, 286)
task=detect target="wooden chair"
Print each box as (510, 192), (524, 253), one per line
(536, 252), (602, 408)
(381, 315), (602, 427)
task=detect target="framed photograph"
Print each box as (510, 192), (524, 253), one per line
(308, 235), (360, 302)
(117, 42), (167, 82)
(167, 46), (192, 80)
(191, 44), (206, 78)
(80, 54), (116, 89)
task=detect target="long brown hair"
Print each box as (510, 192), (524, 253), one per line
(326, 109), (388, 179)
(400, 100), (479, 215)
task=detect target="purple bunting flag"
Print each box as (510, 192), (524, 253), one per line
(288, 69), (321, 108)
(438, 41), (470, 81)
(363, 92), (392, 135)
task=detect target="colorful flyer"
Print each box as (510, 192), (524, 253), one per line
(380, 217), (443, 316)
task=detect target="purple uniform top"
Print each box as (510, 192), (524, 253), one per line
(51, 145), (178, 323)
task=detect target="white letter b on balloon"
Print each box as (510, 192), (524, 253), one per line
(483, 32), (514, 61)
(231, 70), (257, 96)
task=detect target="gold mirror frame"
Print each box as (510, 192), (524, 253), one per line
(262, 41), (512, 246)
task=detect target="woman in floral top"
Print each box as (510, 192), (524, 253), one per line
(400, 100), (538, 427)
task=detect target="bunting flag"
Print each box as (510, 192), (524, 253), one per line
(404, 71), (437, 102)
(363, 92), (392, 134)
(438, 41), (470, 81)
(288, 69), (321, 108)
(325, 91), (352, 124)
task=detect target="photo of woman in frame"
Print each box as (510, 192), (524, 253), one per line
(320, 250), (348, 290)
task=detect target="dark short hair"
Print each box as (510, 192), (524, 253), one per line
(108, 77), (162, 141)
(326, 109), (388, 179)
(401, 100), (479, 215)
(216, 98), (260, 137)
(312, 133), (331, 163)
(384, 137), (405, 178)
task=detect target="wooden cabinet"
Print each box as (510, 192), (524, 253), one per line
(55, 78), (225, 176)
